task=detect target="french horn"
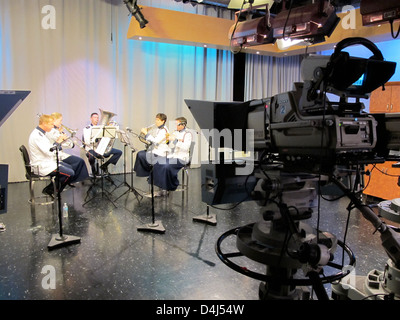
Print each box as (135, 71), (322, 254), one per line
(138, 124), (156, 147)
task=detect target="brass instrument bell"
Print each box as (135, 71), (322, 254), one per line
(99, 108), (117, 126)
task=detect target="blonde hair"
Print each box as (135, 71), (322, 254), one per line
(39, 114), (54, 125)
(51, 112), (62, 120)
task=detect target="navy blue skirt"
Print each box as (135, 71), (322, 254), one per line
(134, 150), (185, 191)
(152, 158), (185, 191)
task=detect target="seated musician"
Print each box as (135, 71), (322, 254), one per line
(151, 117), (193, 193)
(28, 114), (87, 198)
(82, 112), (122, 175)
(133, 113), (170, 177)
(46, 112), (89, 186)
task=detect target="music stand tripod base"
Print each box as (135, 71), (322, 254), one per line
(48, 149), (81, 250)
(137, 220), (165, 233)
(193, 206), (217, 225)
(193, 214), (217, 225)
(48, 234), (81, 250)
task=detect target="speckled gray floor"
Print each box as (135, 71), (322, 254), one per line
(0, 168), (396, 300)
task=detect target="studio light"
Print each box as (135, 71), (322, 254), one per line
(360, 0), (400, 38)
(360, 0), (400, 26)
(276, 37), (312, 50)
(228, 0), (340, 50)
(229, 4), (275, 48)
(124, 0), (148, 29)
(174, 0), (200, 5)
(272, 0), (339, 44)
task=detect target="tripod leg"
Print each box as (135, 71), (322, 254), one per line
(307, 271), (329, 300)
(114, 148), (142, 203)
(83, 159), (117, 208)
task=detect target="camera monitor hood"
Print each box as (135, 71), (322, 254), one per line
(320, 37), (396, 96)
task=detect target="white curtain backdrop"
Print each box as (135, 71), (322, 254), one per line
(0, 0), (235, 182)
(244, 54), (303, 100)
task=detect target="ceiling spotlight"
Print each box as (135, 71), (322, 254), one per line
(229, 4), (275, 48)
(123, 0), (148, 29)
(272, 0), (339, 44)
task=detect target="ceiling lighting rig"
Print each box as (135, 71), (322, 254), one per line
(228, 0), (340, 50)
(360, 0), (400, 39)
(124, 0), (148, 29)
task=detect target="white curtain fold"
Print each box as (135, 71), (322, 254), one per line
(244, 54), (303, 100)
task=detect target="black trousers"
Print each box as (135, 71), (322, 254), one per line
(86, 148), (122, 173)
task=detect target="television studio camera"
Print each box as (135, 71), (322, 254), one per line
(185, 37), (400, 300)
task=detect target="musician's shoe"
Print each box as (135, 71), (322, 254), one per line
(42, 186), (54, 200)
(153, 190), (169, 197)
(145, 190), (168, 197)
(100, 164), (109, 174)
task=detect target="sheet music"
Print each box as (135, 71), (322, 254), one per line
(91, 126), (117, 139)
(95, 137), (110, 155)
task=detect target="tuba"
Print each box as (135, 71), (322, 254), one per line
(95, 108), (118, 155)
(99, 108), (117, 126)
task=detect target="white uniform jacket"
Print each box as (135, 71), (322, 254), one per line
(82, 124), (95, 152)
(146, 125), (170, 157)
(28, 127), (58, 176)
(168, 129), (193, 164)
(46, 127), (74, 160)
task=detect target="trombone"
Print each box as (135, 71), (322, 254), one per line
(60, 124), (86, 148)
(61, 124), (77, 138)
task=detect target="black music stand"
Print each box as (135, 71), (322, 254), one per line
(137, 165), (165, 233)
(83, 126), (117, 207)
(114, 130), (142, 203)
(137, 151), (165, 233)
(48, 147), (81, 250)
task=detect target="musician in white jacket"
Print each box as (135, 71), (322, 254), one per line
(133, 113), (170, 177)
(28, 114), (85, 198)
(82, 112), (122, 175)
(152, 117), (193, 192)
(46, 112), (88, 186)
